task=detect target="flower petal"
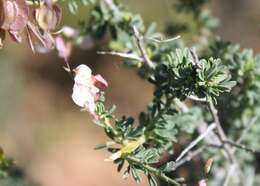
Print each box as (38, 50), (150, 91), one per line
(73, 64), (92, 85)
(9, 30), (22, 43)
(93, 74), (108, 90)
(72, 83), (96, 113)
(9, 0), (29, 31)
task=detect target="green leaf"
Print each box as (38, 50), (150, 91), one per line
(148, 174), (157, 186)
(159, 161), (176, 172)
(134, 148), (160, 164)
(130, 167), (141, 184)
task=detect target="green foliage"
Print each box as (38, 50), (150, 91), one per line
(159, 161), (176, 172)
(3, 0), (260, 186)
(151, 48), (236, 102)
(66, 1), (247, 185)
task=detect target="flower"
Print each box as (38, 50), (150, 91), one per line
(72, 64), (108, 116)
(34, 1), (62, 31)
(0, 0), (62, 52)
(55, 36), (72, 62)
(0, 0), (29, 45)
(27, 0), (62, 52)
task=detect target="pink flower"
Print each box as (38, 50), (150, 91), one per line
(72, 64), (108, 116)
(55, 36), (72, 62)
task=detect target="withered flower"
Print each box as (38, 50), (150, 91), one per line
(34, 2), (62, 31)
(0, 0), (29, 45)
(0, 0), (63, 52)
(26, 1), (62, 52)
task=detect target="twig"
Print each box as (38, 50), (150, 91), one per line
(133, 26), (156, 69)
(223, 140), (260, 154)
(147, 35), (181, 43)
(208, 101), (227, 143)
(208, 101), (232, 159)
(97, 51), (144, 62)
(187, 95), (207, 102)
(236, 117), (257, 144)
(190, 47), (202, 69)
(175, 146), (205, 169)
(208, 100), (244, 183)
(174, 98), (189, 113)
(176, 123), (216, 162)
(231, 116), (257, 154)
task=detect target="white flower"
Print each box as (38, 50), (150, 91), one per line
(72, 64), (108, 116)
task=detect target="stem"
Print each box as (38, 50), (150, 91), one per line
(126, 156), (181, 186)
(176, 123), (216, 162)
(208, 101), (227, 141)
(208, 100), (244, 183)
(133, 26), (155, 69)
(175, 146), (205, 169)
(231, 116), (257, 154)
(97, 51), (145, 62)
(208, 100), (234, 161)
(223, 140), (260, 154)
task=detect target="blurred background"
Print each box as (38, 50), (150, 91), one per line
(0, 0), (260, 185)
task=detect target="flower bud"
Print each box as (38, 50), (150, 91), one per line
(55, 36), (72, 62)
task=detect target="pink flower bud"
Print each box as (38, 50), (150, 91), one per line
(55, 36), (72, 62)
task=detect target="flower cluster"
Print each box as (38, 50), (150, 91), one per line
(0, 0), (61, 51)
(72, 64), (108, 117)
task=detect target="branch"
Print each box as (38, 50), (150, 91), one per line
(208, 101), (234, 160)
(208, 100), (244, 183)
(175, 146), (205, 169)
(97, 51), (144, 62)
(208, 101), (227, 142)
(147, 35), (181, 43)
(231, 116), (258, 154)
(174, 98), (189, 113)
(133, 26), (156, 69)
(223, 140), (260, 154)
(176, 123), (216, 162)
(236, 116), (257, 144)
(187, 95), (207, 102)
(190, 47), (202, 69)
